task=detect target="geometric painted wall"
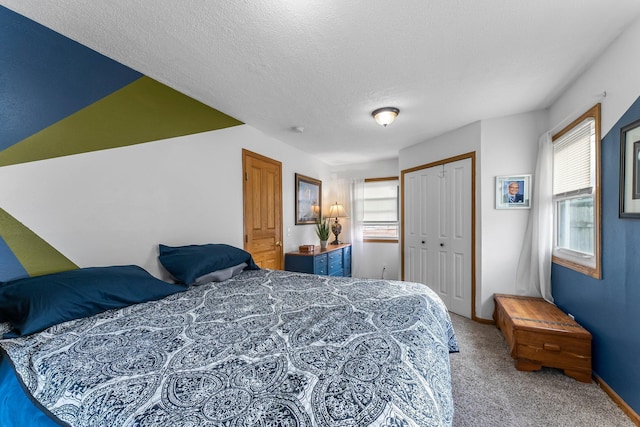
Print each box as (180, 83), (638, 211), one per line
(0, 5), (242, 281)
(552, 95), (640, 414)
(0, 76), (243, 167)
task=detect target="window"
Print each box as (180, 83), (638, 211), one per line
(551, 103), (601, 278)
(363, 177), (399, 242)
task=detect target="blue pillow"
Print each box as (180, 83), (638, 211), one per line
(158, 244), (259, 284)
(0, 265), (184, 338)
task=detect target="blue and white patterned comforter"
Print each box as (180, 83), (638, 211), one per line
(0, 269), (458, 426)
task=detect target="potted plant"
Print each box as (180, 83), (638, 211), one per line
(315, 216), (330, 249)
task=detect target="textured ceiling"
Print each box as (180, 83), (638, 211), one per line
(3, 1), (640, 165)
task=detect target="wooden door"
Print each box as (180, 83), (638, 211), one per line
(242, 149), (283, 269)
(402, 155), (474, 318)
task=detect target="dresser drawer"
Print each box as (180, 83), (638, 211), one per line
(314, 254), (328, 275)
(343, 246), (352, 276)
(328, 250), (343, 276)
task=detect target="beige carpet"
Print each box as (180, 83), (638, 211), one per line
(449, 313), (634, 427)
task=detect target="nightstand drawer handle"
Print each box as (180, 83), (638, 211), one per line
(543, 343), (561, 352)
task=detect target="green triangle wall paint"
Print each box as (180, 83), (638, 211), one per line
(0, 208), (78, 277)
(0, 76), (243, 166)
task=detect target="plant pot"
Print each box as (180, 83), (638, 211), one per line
(320, 240), (328, 250)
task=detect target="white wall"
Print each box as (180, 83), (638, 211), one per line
(550, 19), (640, 136)
(399, 122), (482, 172)
(549, 20), (640, 137)
(329, 158), (402, 279)
(394, 19), (640, 320)
(479, 111), (547, 318)
(398, 113), (547, 320)
(330, 158), (399, 180)
(0, 124), (331, 279)
(356, 243), (400, 280)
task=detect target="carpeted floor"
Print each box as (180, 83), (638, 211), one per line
(448, 313), (634, 427)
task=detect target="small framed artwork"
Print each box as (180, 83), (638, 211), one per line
(295, 173), (322, 225)
(619, 118), (640, 218)
(496, 175), (531, 209)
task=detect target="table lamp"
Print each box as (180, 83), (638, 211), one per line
(328, 202), (349, 245)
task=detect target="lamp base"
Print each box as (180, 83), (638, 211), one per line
(330, 220), (342, 245)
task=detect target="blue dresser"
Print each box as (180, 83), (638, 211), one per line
(284, 243), (351, 277)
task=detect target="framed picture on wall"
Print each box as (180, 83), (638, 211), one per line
(495, 174), (531, 209)
(619, 118), (640, 218)
(295, 173), (322, 224)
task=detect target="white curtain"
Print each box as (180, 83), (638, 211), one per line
(516, 132), (554, 302)
(349, 179), (365, 278)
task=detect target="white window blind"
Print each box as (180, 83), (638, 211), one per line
(553, 118), (594, 196)
(551, 103), (601, 278)
(363, 179), (399, 240)
(363, 180), (398, 222)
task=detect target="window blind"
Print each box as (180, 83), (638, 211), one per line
(363, 180), (398, 222)
(553, 118), (594, 196)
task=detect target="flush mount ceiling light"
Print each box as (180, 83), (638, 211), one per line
(371, 107), (399, 127)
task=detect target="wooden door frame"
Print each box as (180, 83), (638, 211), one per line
(400, 152), (477, 321)
(242, 149), (284, 270)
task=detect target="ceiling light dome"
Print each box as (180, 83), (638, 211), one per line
(372, 107), (399, 127)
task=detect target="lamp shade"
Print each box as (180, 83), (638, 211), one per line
(328, 202), (348, 219)
(372, 107), (399, 127)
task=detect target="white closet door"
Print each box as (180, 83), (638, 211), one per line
(404, 158), (471, 318)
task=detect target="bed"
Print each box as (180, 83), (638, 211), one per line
(0, 244), (458, 426)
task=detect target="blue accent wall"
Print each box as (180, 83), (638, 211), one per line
(553, 96), (640, 413)
(0, 6), (141, 151)
(0, 238), (27, 281)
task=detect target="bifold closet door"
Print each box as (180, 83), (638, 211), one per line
(404, 158), (471, 318)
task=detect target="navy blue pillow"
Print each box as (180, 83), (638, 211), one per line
(158, 243), (259, 284)
(0, 265), (184, 338)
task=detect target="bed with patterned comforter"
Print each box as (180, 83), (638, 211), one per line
(0, 268), (458, 426)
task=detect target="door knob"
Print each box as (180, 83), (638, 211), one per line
(440, 243), (444, 247)
(421, 240), (425, 244)
(275, 241), (281, 247)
